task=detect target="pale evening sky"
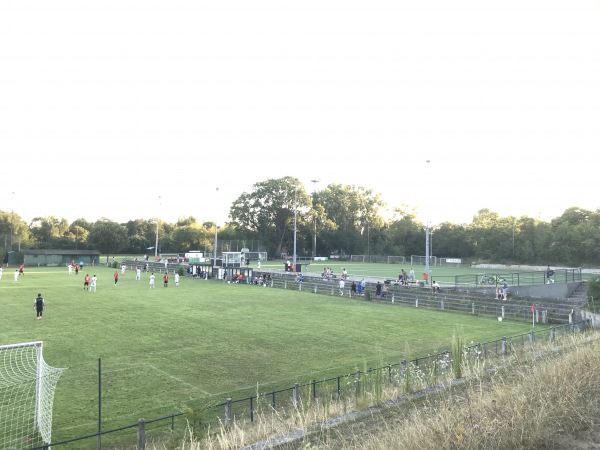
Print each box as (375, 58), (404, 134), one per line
(1, 0), (598, 227)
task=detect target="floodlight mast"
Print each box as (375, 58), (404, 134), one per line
(425, 160), (431, 283)
(310, 179), (320, 257)
(293, 186), (297, 270)
(213, 187), (219, 265)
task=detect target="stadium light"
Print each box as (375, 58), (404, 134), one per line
(425, 160), (431, 284)
(152, 220), (159, 260)
(213, 187), (219, 266)
(310, 178), (320, 257)
(293, 186), (297, 270)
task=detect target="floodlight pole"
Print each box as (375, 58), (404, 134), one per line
(213, 187), (219, 265)
(310, 178), (320, 258)
(154, 221), (159, 260)
(293, 186), (297, 270)
(425, 160), (431, 283)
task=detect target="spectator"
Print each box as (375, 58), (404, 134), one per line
(546, 265), (555, 284)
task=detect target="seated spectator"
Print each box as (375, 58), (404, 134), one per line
(432, 280), (440, 293)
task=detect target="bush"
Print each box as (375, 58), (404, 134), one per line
(587, 276), (600, 312)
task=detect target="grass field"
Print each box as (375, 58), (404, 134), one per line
(0, 263), (535, 446)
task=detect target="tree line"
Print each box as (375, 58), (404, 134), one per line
(1, 176), (598, 266)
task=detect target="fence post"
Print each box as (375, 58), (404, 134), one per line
(529, 330), (535, 344)
(391, 294), (394, 303)
(137, 418), (145, 450)
(501, 336), (507, 355)
(225, 398), (232, 428)
(440, 300), (444, 310)
(415, 298), (419, 308)
(284, 280), (287, 289)
(569, 309), (574, 324)
(314, 284), (317, 294)
(542, 310), (548, 324)
(550, 327), (555, 342)
(293, 383), (300, 408)
(476, 342), (482, 360)
(299, 282), (302, 291)
(472, 302), (475, 315)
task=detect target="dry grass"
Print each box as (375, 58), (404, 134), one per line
(146, 330), (600, 450)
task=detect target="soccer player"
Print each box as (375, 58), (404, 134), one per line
(13, 270), (19, 283)
(163, 272), (169, 288)
(149, 273), (155, 289)
(174, 272), (180, 286)
(34, 293), (45, 320)
(114, 271), (119, 286)
(136, 268), (141, 281)
(83, 274), (90, 290)
(90, 275), (97, 292)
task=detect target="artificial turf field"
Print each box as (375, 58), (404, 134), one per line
(0, 262), (534, 444)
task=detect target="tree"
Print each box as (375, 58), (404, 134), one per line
(316, 184), (385, 256)
(89, 219), (129, 261)
(229, 177), (311, 256)
(29, 216), (70, 245)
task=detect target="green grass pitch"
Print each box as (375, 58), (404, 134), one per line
(0, 263), (532, 443)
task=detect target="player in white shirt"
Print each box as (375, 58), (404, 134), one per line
(149, 273), (155, 289)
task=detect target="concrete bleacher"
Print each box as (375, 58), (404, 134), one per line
(254, 270), (581, 325)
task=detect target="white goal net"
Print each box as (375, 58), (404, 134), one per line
(0, 341), (66, 449)
(241, 251), (268, 263)
(438, 257), (463, 267)
(350, 255), (366, 262)
(410, 255), (437, 266)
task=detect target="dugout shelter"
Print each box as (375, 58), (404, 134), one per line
(22, 249), (102, 267)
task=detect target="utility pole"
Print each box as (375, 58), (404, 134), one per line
(310, 178), (320, 258)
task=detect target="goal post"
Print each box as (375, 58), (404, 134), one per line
(0, 341), (66, 449)
(387, 256), (406, 264)
(241, 251), (268, 262)
(350, 255), (366, 262)
(438, 257), (463, 267)
(410, 255), (437, 266)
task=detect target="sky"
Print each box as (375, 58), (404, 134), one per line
(1, 0), (599, 227)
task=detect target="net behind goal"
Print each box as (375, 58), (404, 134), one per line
(0, 341), (66, 449)
(410, 255), (437, 266)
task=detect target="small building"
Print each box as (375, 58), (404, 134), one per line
(22, 249), (102, 267)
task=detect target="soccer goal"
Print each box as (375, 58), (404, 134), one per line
(438, 257), (463, 267)
(410, 255), (437, 266)
(0, 341), (66, 449)
(350, 255), (366, 262)
(242, 251), (268, 263)
(387, 256), (406, 264)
